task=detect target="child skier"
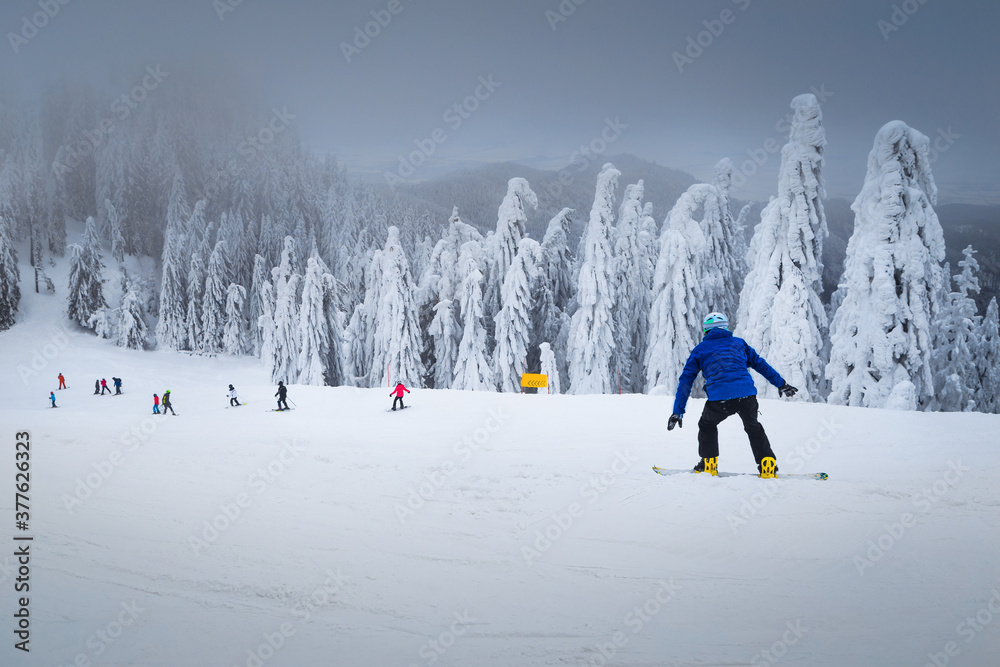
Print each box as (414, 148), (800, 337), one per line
(667, 312), (797, 478)
(153, 394), (160, 414)
(94, 379), (100, 395)
(50, 391), (57, 408)
(275, 381), (289, 411)
(58, 373), (66, 389)
(228, 384), (240, 407)
(113, 377), (123, 395)
(390, 382), (410, 411)
(161, 390), (176, 415)
(100, 378), (110, 395)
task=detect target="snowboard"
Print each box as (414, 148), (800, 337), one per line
(226, 402), (247, 408)
(270, 408), (293, 412)
(388, 405), (410, 412)
(652, 465), (828, 480)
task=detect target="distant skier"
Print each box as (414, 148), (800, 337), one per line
(275, 381), (289, 411)
(113, 377), (123, 395)
(94, 379), (100, 395)
(228, 384), (241, 407)
(100, 378), (110, 395)
(153, 393), (160, 414)
(390, 381), (410, 411)
(50, 391), (57, 408)
(161, 390), (176, 415)
(58, 373), (66, 390)
(667, 312), (797, 479)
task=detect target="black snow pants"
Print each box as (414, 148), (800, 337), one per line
(697, 396), (775, 464)
(392, 396), (404, 410)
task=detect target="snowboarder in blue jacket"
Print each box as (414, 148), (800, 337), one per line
(667, 312), (798, 478)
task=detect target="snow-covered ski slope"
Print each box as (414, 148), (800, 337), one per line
(3, 290), (1000, 666)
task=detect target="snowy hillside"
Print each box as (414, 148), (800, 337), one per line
(3, 288), (1000, 666)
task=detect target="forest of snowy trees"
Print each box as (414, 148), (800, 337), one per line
(0, 76), (996, 413)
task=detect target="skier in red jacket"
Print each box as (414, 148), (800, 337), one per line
(390, 382), (410, 411)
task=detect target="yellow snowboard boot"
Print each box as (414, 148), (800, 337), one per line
(759, 457), (777, 479)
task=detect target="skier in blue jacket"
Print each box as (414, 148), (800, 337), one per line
(667, 312), (798, 478)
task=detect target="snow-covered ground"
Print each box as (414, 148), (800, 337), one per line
(3, 287), (1000, 667)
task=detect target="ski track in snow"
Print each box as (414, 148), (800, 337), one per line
(2, 289), (1000, 666)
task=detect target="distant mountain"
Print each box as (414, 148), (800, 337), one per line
(396, 154), (697, 241)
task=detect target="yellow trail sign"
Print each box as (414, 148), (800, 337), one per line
(520, 373), (548, 388)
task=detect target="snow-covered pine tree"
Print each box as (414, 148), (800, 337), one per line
(185, 242), (206, 352)
(486, 178), (538, 332)
(270, 237), (301, 384)
(116, 280), (148, 350)
(612, 181), (650, 392)
(154, 218), (188, 350)
(644, 185), (713, 393)
(201, 240), (229, 353)
(322, 273), (346, 386)
(222, 283), (248, 356)
(567, 164), (619, 394)
(257, 280), (276, 372)
(249, 255), (269, 355)
(347, 246), (383, 385)
(0, 210), (20, 331)
(711, 158), (747, 307)
(934, 246), (982, 412)
(826, 121), (946, 410)
(67, 216), (108, 331)
(539, 341), (560, 394)
(494, 238), (543, 392)
(453, 244), (495, 391)
(976, 298), (1000, 413)
(736, 94), (829, 400)
(540, 207), (575, 314)
(371, 226), (424, 388)
(428, 296), (460, 390)
(106, 198), (125, 265)
(297, 257), (331, 385)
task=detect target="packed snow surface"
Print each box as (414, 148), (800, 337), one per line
(3, 291), (1000, 666)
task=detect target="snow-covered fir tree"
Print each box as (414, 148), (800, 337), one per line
(453, 244), (495, 391)
(322, 273), (346, 386)
(539, 341), (560, 394)
(0, 210), (20, 331)
(934, 246), (982, 412)
(298, 257), (332, 385)
(494, 238), (543, 392)
(106, 199), (125, 265)
(976, 298), (1000, 413)
(248, 254), (269, 355)
(371, 226), (424, 388)
(612, 181), (650, 393)
(428, 296), (460, 390)
(827, 121), (946, 410)
(154, 220), (187, 349)
(116, 280), (148, 350)
(201, 241), (229, 353)
(486, 178), (538, 331)
(736, 93), (829, 400)
(67, 216), (108, 331)
(710, 158), (747, 308)
(269, 237), (301, 384)
(185, 242), (206, 352)
(568, 163), (619, 394)
(222, 283), (248, 356)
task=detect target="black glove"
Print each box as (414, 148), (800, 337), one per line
(667, 414), (682, 431)
(778, 384), (798, 398)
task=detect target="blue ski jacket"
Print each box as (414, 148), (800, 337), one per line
(672, 329), (785, 415)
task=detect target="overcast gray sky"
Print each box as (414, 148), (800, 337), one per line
(2, 0), (997, 203)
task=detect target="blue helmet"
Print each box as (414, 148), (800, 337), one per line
(702, 312), (729, 333)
